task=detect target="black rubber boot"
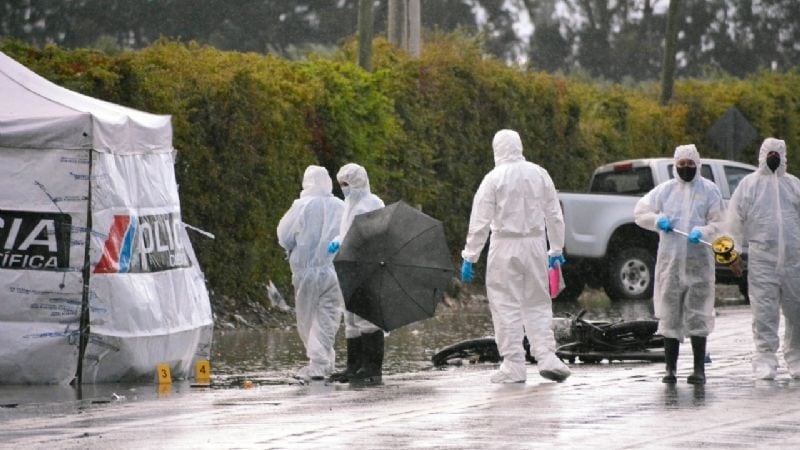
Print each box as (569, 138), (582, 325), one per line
(687, 336), (707, 385)
(351, 330), (384, 385)
(662, 338), (679, 384)
(330, 337), (362, 383)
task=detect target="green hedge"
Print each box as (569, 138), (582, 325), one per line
(3, 36), (799, 313)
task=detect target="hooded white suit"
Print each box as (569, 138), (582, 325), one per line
(462, 129), (570, 382)
(726, 138), (800, 379)
(277, 165), (345, 378)
(335, 163), (385, 338)
(634, 145), (724, 340)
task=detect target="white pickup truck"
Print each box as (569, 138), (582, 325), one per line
(557, 158), (757, 301)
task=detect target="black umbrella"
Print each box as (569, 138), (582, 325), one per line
(333, 201), (454, 331)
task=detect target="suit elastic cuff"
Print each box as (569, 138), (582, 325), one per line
(460, 251), (478, 263)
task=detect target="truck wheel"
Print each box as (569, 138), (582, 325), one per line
(604, 247), (655, 300)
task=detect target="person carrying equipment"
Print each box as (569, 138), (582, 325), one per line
(634, 144), (724, 384)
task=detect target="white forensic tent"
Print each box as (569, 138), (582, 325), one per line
(0, 51), (213, 384)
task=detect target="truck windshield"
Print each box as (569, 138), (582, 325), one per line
(590, 167), (654, 195)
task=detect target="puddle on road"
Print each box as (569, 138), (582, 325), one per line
(209, 294), (619, 381)
(213, 287), (744, 380)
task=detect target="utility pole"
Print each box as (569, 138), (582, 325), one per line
(660, 0), (681, 105)
(388, 0), (406, 48)
(357, 0), (374, 71)
(408, 0), (421, 57)
(388, 0), (421, 58)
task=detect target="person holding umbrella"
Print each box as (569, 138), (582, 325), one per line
(327, 163), (386, 383)
(634, 144), (724, 384)
(460, 129), (571, 383)
(277, 165), (345, 382)
(725, 137), (800, 380)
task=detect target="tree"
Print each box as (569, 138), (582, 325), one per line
(2, 0), (798, 80)
(525, 0), (667, 81)
(678, 0), (800, 77)
(525, 0), (570, 73)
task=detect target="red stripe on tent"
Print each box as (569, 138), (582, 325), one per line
(94, 215), (131, 274)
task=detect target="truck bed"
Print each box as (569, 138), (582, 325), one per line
(558, 191), (641, 259)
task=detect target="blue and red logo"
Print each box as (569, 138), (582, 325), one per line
(95, 214), (189, 274)
(95, 215), (137, 273)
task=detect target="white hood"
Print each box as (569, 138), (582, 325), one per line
(758, 137), (787, 176)
(492, 129), (526, 166)
(300, 165), (333, 198)
(672, 144), (701, 182)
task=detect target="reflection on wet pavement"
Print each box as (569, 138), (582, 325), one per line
(7, 294), (800, 449)
(209, 285), (745, 384)
(0, 285), (747, 407)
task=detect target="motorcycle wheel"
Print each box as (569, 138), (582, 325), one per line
(605, 320), (662, 349)
(431, 337), (501, 366)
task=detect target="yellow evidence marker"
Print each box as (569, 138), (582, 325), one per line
(195, 360), (211, 383)
(156, 363), (172, 384)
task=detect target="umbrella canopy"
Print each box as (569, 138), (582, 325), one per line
(334, 201), (454, 331)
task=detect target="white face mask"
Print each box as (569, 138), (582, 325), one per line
(342, 186), (351, 198)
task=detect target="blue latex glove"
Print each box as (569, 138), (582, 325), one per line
(460, 260), (474, 283)
(548, 254), (566, 269)
(656, 215), (673, 233)
(688, 228), (703, 244)
(327, 240), (340, 254)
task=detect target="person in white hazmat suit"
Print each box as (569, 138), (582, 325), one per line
(460, 129), (571, 383)
(725, 137), (800, 380)
(277, 165), (345, 381)
(327, 163), (386, 383)
(634, 144), (724, 384)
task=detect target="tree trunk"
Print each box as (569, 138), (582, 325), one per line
(660, 0), (682, 105)
(358, 0), (374, 71)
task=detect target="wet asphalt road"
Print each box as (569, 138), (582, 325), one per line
(3, 305), (800, 449)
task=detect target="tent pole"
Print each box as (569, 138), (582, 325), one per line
(75, 149), (94, 386)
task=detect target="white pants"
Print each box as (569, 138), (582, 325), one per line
(748, 252), (800, 376)
(293, 266), (344, 376)
(486, 235), (563, 379)
(344, 311), (382, 339)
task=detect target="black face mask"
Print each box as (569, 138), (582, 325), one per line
(767, 154), (781, 172)
(676, 166), (696, 182)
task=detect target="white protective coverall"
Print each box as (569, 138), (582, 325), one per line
(633, 144), (724, 340)
(726, 138), (800, 379)
(277, 165), (345, 378)
(461, 129), (570, 382)
(335, 163), (385, 338)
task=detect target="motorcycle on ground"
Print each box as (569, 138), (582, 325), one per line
(432, 310), (665, 367)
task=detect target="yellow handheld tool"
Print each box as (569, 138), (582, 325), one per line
(673, 228), (739, 265)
